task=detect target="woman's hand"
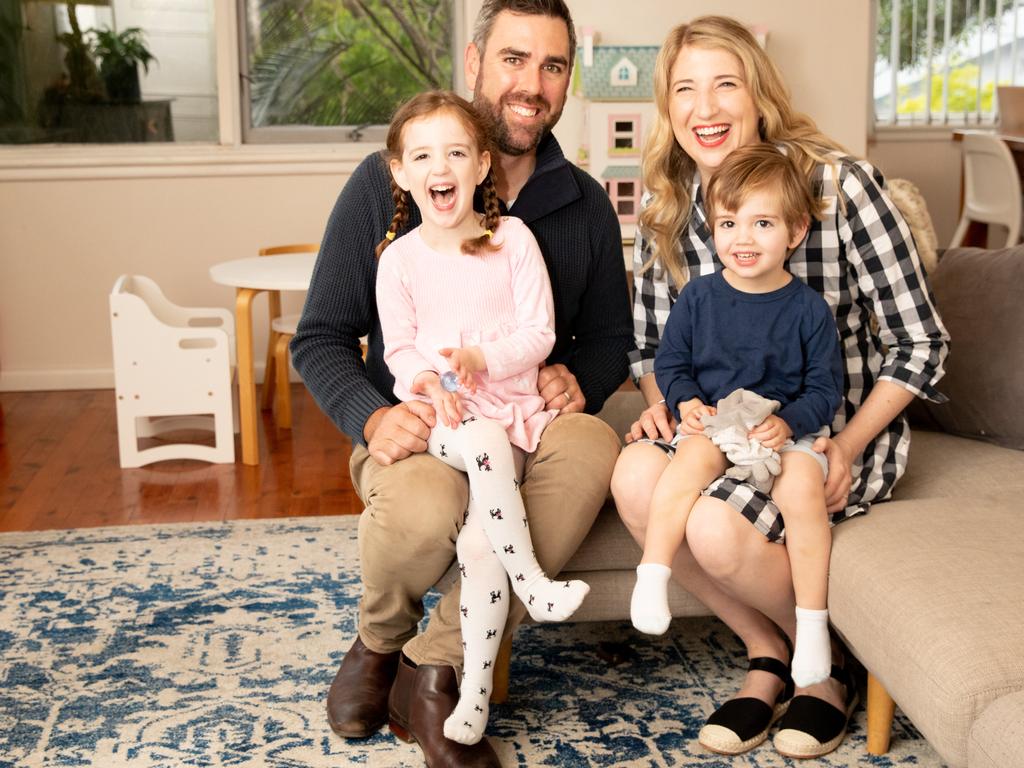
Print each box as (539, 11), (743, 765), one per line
(625, 400), (677, 443)
(749, 414), (793, 451)
(813, 433), (856, 512)
(411, 371), (462, 429)
(438, 346), (484, 393)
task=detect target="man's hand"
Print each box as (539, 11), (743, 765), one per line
(813, 434), (855, 512)
(364, 402), (436, 466)
(537, 363), (585, 413)
(625, 400), (676, 443)
(679, 400), (716, 435)
(438, 346), (484, 393)
(749, 414), (793, 450)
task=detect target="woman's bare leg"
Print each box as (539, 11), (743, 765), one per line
(612, 445), (844, 709)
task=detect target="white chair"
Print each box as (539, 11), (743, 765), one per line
(950, 131), (1023, 249)
(110, 275), (238, 468)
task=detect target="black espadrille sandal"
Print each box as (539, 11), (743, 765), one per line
(698, 656), (795, 755)
(773, 662), (859, 759)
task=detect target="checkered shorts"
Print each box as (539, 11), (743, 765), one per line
(639, 436), (865, 543)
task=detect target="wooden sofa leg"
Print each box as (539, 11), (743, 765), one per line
(490, 634), (512, 705)
(867, 672), (896, 755)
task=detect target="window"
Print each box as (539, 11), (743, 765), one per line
(1, 0), (455, 147)
(2, 0), (218, 145)
(605, 178), (639, 222)
(875, 0), (1024, 125)
(239, 0), (454, 143)
(609, 114), (639, 155)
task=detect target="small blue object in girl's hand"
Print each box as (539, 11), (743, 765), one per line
(441, 371), (460, 392)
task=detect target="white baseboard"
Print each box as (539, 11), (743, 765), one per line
(0, 362), (299, 392)
(0, 369), (115, 392)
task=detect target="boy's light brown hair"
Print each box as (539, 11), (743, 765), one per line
(705, 144), (825, 236)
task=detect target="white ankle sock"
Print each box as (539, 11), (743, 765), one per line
(630, 563), (673, 635)
(792, 606), (831, 687)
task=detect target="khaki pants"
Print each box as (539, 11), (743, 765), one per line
(350, 412), (620, 668)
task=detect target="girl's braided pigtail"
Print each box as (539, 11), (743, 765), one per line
(461, 169), (503, 255)
(375, 180), (410, 258)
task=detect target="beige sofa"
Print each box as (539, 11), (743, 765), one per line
(559, 245), (1024, 768)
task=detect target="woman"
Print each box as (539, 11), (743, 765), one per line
(610, 15), (949, 759)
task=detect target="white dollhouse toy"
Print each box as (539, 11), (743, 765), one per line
(574, 26), (768, 237)
(575, 32), (659, 231)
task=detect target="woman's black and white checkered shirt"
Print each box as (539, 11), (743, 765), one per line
(629, 153), (950, 541)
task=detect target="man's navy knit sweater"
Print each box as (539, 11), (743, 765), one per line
(654, 272), (844, 438)
(291, 133), (633, 444)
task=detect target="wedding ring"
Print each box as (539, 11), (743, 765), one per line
(563, 391), (572, 404)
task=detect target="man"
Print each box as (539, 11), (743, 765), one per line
(290, 1), (632, 764)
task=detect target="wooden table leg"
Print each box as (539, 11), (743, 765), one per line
(261, 290), (282, 411)
(235, 287), (262, 465)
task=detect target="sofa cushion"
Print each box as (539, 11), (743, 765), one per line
(560, 502), (710, 622)
(829, 495), (1024, 767)
(969, 690), (1024, 768)
(907, 246), (1024, 450)
(887, 178), (939, 275)
(892, 429), (1024, 501)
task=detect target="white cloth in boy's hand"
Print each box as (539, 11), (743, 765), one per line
(700, 388), (785, 494)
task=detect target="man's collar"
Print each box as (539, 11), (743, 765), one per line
(503, 132), (581, 223)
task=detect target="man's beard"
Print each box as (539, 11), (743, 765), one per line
(473, 88), (560, 157)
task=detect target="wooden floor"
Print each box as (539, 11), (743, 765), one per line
(0, 386), (363, 533)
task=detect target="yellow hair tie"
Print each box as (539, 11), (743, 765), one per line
(385, 231), (396, 241)
(483, 229), (494, 239)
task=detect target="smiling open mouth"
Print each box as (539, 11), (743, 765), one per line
(429, 184), (456, 210)
(694, 125), (730, 146)
(732, 252), (759, 265)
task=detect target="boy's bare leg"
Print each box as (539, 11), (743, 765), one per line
(630, 435), (727, 635)
(771, 451), (832, 686)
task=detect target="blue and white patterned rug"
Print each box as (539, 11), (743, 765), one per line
(0, 517), (944, 767)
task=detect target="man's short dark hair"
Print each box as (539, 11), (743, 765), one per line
(472, 0), (577, 68)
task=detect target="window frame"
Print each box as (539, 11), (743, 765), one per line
(607, 114), (641, 156)
(871, 0), (1024, 131)
(604, 178), (639, 223)
(0, 0), (468, 180)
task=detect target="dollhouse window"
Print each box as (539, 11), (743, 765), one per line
(608, 57), (638, 88)
(604, 176), (640, 223)
(609, 115), (640, 155)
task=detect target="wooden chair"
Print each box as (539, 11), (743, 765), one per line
(259, 244), (319, 429)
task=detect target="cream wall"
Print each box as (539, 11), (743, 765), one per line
(1, 0), (872, 391)
(867, 133), (963, 247)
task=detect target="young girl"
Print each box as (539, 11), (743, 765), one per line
(629, 146), (844, 698)
(374, 90), (589, 746)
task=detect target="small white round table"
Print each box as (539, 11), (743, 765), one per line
(210, 254), (315, 465)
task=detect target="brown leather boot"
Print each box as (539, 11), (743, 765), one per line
(326, 636), (401, 738)
(388, 655), (502, 767)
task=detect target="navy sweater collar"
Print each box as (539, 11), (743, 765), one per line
(500, 133), (582, 224)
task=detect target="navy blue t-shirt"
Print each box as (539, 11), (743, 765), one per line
(654, 272), (844, 438)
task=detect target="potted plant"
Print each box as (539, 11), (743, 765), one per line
(92, 27), (156, 104)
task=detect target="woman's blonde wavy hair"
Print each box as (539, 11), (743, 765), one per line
(639, 15), (846, 287)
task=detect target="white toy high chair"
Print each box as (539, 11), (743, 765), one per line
(110, 275), (238, 468)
